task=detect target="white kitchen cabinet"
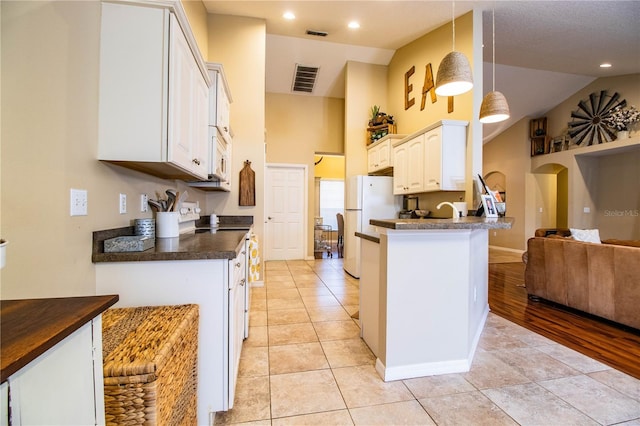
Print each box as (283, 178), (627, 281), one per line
(7, 319), (105, 426)
(393, 134), (425, 194)
(95, 235), (250, 423)
(423, 123), (467, 191)
(0, 381), (6, 426)
(208, 63), (233, 145)
(368, 134), (406, 175)
(392, 120), (468, 195)
(98, 2), (209, 181)
(368, 139), (392, 173)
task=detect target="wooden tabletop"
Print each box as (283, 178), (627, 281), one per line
(1, 295), (119, 382)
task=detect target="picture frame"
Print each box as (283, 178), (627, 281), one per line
(481, 194), (498, 218)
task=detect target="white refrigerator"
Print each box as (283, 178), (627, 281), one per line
(344, 175), (401, 278)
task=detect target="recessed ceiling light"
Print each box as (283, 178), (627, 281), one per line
(600, 63), (612, 68)
(283, 11), (295, 20)
(348, 21), (360, 29)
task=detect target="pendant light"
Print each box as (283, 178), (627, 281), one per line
(479, 7), (510, 123)
(435, 1), (474, 97)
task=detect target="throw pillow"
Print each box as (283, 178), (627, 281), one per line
(570, 228), (601, 244)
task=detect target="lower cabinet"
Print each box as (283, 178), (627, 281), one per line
(95, 238), (249, 423)
(5, 319), (105, 426)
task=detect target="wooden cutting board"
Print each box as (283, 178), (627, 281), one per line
(239, 160), (255, 206)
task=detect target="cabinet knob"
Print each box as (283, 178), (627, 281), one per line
(240, 278), (246, 286)
(192, 158), (201, 165)
(236, 262), (241, 267)
(224, 126), (229, 132)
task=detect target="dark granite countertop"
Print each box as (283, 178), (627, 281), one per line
(1, 295), (119, 382)
(370, 217), (514, 230)
(92, 227), (249, 263)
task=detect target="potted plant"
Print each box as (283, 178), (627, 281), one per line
(604, 105), (640, 139)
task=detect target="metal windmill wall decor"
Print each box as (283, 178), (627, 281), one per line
(568, 90), (626, 146)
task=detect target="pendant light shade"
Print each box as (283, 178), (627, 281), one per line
(435, 51), (474, 96)
(480, 91), (510, 123)
(435, 1), (473, 97)
(479, 6), (510, 123)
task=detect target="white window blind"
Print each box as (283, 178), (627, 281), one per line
(319, 180), (344, 230)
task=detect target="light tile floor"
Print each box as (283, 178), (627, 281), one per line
(215, 258), (640, 426)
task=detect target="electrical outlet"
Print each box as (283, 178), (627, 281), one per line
(583, 207), (591, 213)
(70, 189), (88, 216)
(140, 194), (149, 213)
(119, 193), (127, 214)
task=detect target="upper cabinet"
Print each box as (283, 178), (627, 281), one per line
(393, 134), (426, 194)
(367, 134), (406, 175)
(208, 63), (233, 145)
(98, 2), (210, 181)
(393, 120), (468, 195)
(187, 63), (233, 192)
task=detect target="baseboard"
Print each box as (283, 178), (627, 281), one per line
(375, 357), (471, 382)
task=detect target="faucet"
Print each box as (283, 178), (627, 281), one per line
(437, 202), (460, 219)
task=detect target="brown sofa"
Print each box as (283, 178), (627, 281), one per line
(524, 229), (640, 330)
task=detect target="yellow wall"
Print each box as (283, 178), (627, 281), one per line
(0, 1), (208, 298)
(266, 93), (344, 256)
(344, 61), (389, 179)
(314, 155), (345, 180)
(205, 14), (266, 254)
(266, 93), (344, 158)
(388, 12), (474, 133)
(386, 11), (481, 212)
(181, 0), (208, 60)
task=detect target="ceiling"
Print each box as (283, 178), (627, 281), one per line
(202, 1), (640, 141)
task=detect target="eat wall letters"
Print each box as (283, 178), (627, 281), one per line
(404, 63), (454, 113)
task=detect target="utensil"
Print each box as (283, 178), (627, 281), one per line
(148, 199), (163, 212)
(166, 189), (177, 212)
(175, 190), (188, 212)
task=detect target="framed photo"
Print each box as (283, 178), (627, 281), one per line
(481, 194), (498, 218)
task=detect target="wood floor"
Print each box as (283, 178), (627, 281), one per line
(489, 262), (640, 380)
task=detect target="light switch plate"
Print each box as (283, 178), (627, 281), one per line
(119, 193), (127, 214)
(70, 189), (88, 216)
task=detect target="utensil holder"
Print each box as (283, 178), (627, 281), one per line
(156, 212), (179, 238)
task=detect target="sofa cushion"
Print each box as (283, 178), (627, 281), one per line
(570, 228), (601, 244)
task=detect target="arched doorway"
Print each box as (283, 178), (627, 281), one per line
(531, 163), (568, 229)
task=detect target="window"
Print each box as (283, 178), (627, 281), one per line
(319, 180), (344, 230)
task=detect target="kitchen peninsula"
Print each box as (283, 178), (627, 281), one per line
(357, 217), (513, 381)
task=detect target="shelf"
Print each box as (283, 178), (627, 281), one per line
(367, 123), (397, 145)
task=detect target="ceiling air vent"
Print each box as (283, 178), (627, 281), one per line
(306, 29), (328, 37)
(292, 64), (319, 94)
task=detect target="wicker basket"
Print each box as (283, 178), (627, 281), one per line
(102, 304), (199, 426)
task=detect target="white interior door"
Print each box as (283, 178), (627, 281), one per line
(265, 164), (306, 260)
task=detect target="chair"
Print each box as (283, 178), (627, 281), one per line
(336, 213), (344, 258)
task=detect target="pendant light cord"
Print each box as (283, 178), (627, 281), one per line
(452, 1), (456, 51)
(491, 6), (496, 91)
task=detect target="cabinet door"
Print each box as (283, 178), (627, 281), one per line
(368, 144), (380, 173)
(406, 135), (425, 193)
(377, 141), (391, 169)
(424, 127), (443, 191)
(191, 72), (209, 179)
(8, 322), (99, 425)
(393, 144), (408, 194)
(216, 73), (231, 143)
(168, 14), (196, 174)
